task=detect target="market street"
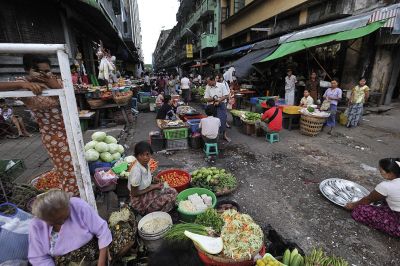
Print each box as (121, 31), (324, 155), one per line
(128, 104), (400, 265)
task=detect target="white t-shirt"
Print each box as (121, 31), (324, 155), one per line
(375, 178), (400, 212)
(144, 75), (150, 85)
(300, 96), (314, 107)
(205, 83), (229, 103)
(199, 116), (221, 139)
(127, 160), (152, 191)
(181, 77), (190, 89)
(285, 75), (297, 92)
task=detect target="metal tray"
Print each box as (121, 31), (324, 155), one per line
(319, 178), (370, 207)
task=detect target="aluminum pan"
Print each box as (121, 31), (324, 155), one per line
(319, 178), (370, 207)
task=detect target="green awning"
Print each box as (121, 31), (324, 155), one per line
(261, 21), (385, 62)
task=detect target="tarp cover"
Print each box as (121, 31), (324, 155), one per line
(229, 47), (276, 78)
(262, 21), (385, 62)
(207, 44), (254, 60)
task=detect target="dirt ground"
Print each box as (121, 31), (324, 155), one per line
(127, 103), (400, 266)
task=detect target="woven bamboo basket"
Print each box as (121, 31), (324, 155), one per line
(113, 91), (133, 105)
(300, 114), (327, 136)
(87, 99), (105, 108)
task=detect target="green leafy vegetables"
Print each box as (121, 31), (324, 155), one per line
(191, 167), (237, 195)
(195, 208), (224, 234)
(164, 223), (210, 243)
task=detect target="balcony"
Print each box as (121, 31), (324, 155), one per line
(200, 0), (216, 17)
(200, 33), (217, 49)
(179, 0), (216, 37)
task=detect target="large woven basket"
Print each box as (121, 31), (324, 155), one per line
(300, 114), (327, 137)
(113, 91), (133, 105)
(87, 99), (105, 108)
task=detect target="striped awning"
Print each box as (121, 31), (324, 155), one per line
(369, 4), (399, 28)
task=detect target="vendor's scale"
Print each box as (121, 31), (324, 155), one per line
(0, 43), (96, 209)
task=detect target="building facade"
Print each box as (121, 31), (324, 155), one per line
(0, 0), (143, 80)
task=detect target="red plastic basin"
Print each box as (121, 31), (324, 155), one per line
(156, 169), (191, 192)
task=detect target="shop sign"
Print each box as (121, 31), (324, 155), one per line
(186, 44), (193, 58)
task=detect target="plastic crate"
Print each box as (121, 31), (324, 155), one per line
(166, 139), (188, 150)
(163, 128), (188, 140)
(187, 119), (201, 133)
(140, 96), (151, 103)
(0, 160), (25, 180)
(250, 97), (259, 105)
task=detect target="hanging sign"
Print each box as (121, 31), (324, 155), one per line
(186, 44), (193, 58)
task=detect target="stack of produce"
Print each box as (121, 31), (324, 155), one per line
(230, 110), (245, 117)
(33, 171), (61, 191)
(194, 208), (224, 234)
(304, 248), (348, 266)
(281, 248), (304, 266)
(164, 223), (212, 243)
(191, 167), (237, 195)
(241, 112), (261, 124)
(178, 193), (213, 213)
(84, 132), (125, 163)
(108, 208), (136, 257)
(158, 170), (190, 189)
(220, 209), (263, 260)
(257, 254), (284, 266)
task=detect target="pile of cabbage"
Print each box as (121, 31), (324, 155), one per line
(84, 131), (125, 163)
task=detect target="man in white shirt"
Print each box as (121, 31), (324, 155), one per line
(199, 105), (221, 143)
(285, 69), (297, 105)
(180, 75), (191, 104)
(204, 75), (230, 142)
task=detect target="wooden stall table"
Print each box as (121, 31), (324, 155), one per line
(91, 103), (130, 128)
(79, 111), (95, 132)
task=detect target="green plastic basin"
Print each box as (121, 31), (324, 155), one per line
(176, 187), (217, 222)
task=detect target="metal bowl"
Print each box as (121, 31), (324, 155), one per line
(319, 178), (370, 207)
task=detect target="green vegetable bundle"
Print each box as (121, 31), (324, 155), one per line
(230, 110), (245, 117)
(244, 112), (261, 121)
(305, 248), (349, 266)
(191, 167), (237, 195)
(164, 223), (210, 243)
(198, 86), (206, 97)
(195, 208), (224, 234)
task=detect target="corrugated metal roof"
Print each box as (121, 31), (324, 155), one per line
(369, 4), (399, 28)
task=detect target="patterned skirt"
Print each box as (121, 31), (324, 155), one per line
(130, 188), (177, 215)
(346, 103), (363, 127)
(352, 204), (400, 237)
(34, 107), (78, 195)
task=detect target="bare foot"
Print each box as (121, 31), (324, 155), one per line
(22, 133), (33, 137)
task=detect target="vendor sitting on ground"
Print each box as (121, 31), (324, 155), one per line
(345, 158), (400, 237)
(128, 141), (177, 215)
(156, 95), (175, 120)
(199, 105), (221, 143)
(29, 189), (112, 265)
(299, 89), (314, 107)
(255, 99), (282, 133)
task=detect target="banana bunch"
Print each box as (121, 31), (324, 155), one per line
(282, 248), (304, 266)
(304, 248), (349, 266)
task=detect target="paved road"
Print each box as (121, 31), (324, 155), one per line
(127, 106), (400, 266)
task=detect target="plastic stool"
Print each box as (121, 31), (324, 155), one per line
(204, 143), (218, 157)
(266, 132), (280, 143)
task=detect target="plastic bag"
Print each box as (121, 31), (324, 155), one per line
(0, 203), (32, 262)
